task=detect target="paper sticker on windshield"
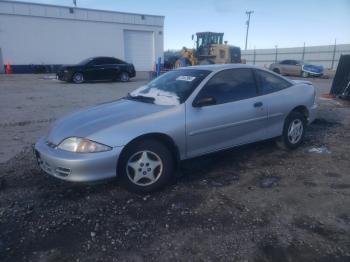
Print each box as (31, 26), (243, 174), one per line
(176, 76), (196, 82)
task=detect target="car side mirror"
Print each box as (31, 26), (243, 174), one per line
(193, 96), (216, 107)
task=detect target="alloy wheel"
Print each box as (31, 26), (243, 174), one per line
(287, 119), (303, 144)
(120, 72), (129, 82)
(73, 73), (84, 83)
(126, 150), (163, 186)
(302, 71), (308, 78)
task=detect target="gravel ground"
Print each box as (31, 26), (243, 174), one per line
(0, 73), (149, 163)
(0, 74), (350, 261)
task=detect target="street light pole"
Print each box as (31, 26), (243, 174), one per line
(245, 10), (254, 50)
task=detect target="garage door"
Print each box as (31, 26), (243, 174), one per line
(124, 30), (154, 71)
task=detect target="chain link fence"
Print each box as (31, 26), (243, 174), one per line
(241, 44), (350, 70)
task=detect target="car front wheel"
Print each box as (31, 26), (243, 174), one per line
(301, 71), (309, 78)
(277, 111), (306, 150)
(72, 72), (84, 84)
(118, 139), (174, 193)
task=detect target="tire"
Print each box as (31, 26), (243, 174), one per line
(277, 111), (306, 150)
(72, 72), (84, 84)
(301, 71), (309, 78)
(118, 139), (174, 193)
(273, 68), (280, 74)
(119, 72), (130, 82)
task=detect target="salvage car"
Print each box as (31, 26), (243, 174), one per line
(269, 60), (324, 77)
(35, 64), (317, 193)
(56, 56), (136, 83)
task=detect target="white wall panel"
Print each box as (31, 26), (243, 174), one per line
(0, 1), (164, 71)
(124, 30), (154, 71)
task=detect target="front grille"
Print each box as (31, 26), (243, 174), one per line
(55, 167), (71, 177)
(35, 148), (71, 178)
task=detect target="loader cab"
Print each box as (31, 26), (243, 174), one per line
(196, 32), (224, 56)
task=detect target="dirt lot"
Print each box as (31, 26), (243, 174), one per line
(0, 74), (350, 262)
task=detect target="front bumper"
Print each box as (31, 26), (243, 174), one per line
(34, 137), (123, 183)
(56, 71), (72, 81)
(302, 69), (323, 76)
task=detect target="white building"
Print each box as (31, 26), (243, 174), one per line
(0, 0), (164, 72)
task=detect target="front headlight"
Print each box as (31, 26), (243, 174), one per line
(57, 137), (112, 153)
(64, 69), (69, 73)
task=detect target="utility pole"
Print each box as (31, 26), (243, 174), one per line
(331, 38), (337, 69)
(245, 10), (254, 50)
(73, 0), (77, 7)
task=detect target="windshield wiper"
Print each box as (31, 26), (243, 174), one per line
(126, 93), (155, 103)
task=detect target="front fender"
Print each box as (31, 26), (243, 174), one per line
(87, 104), (187, 159)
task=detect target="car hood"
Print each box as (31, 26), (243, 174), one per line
(46, 99), (169, 146)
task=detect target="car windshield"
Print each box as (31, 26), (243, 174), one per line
(127, 69), (211, 105)
(78, 57), (94, 65)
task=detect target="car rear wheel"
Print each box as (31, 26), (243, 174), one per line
(301, 71), (309, 78)
(273, 68), (280, 74)
(118, 139), (174, 193)
(119, 72), (130, 82)
(72, 72), (84, 84)
(277, 111), (306, 150)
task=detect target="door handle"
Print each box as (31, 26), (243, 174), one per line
(254, 102), (263, 108)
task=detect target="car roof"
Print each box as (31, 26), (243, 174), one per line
(178, 64), (263, 72)
(174, 64), (295, 85)
(91, 56), (116, 59)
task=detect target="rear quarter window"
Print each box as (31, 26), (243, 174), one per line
(255, 70), (292, 95)
(113, 58), (126, 64)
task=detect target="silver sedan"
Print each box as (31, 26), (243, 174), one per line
(35, 64), (317, 193)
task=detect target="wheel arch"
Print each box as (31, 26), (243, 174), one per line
(272, 67), (280, 74)
(118, 132), (181, 170)
(120, 70), (130, 76)
(290, 105), (309, 121)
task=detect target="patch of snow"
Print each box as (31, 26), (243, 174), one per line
(308, 146), (331, 154)
(130, 87), (180, 106)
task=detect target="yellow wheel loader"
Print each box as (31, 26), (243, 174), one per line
(175, 32), (241, 68)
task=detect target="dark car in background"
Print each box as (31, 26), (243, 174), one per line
(269, 60), (324, 78)
(57, 57), (136, 83)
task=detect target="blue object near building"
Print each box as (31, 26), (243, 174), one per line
(156, 57), (161, 77)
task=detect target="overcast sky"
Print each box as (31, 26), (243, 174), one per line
(13, 0), (350, 50)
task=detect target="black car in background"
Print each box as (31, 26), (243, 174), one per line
(57, 57), (136, 83)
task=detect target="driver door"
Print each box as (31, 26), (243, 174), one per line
(186, 68), (268, 158)
(289, 60), (302, 76)
(84, 58), (108, 81)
